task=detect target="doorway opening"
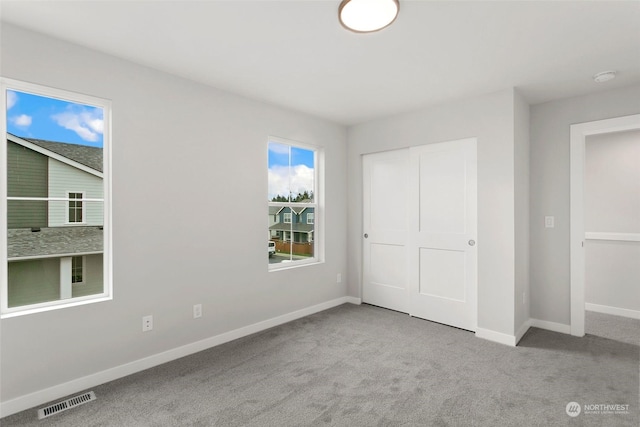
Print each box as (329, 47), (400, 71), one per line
(569, 114), (640, 337)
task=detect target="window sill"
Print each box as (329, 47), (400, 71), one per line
(1, 294), (111, 319)
(269, 258), (324, 272)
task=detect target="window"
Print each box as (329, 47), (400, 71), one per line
(68, 192), (84, 223)
(71, 256), (84, 284)
(1, 78), (112, 317)
(268, 137), (321, 269)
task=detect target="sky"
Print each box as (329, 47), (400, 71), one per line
(268, 141), (315, 201)
(6, 89), (104, 147)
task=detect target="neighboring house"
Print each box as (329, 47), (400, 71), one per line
(6, 133), (104, 308)
(268, 206), (280, 239)
(269, 206), (314, 243)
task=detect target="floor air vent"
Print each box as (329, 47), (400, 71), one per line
(37, 391), (96, 420)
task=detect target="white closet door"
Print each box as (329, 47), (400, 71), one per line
(362, 149), (410, 313)
(362, 138), (477, 332)
(408, 138), (477, 331)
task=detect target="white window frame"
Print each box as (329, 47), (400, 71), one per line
(268, 136), (323, 271)
(66, 191), (86, 224)
(1, 77), (113, 318)
(307, 212), (314, 225)
(283, 212), (292, 224)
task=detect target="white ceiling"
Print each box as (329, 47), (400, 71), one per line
(1, 0), (639, 126)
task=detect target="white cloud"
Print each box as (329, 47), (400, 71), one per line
(83, 113), (104, 134)
(7, 91), (17, 110)
(268, 142), (290, 155)
(268, 164), (314, 200)
(51, 108), (104, 142)
(11, 114), (32, 127)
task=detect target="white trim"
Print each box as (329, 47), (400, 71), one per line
(475, 327), (516, 347)
(269, 258), (324, 272)
(515, 320), (532, 345)
(267, 136), (323, 271)
(8, 251), (103, 262)
(7, 134), (103, 178)
(0, 296), (355, 417)
(530, 318), (571, 334)
(283, 212), (292, 223)
(585, 232), (640, 242)
(345, 296), (362, 305)
(7, 197), (104, 202)
(476, 319), (573, 345)
(0, 86), (9, 320)
(59, 256), (72, 299)
(0, 295), (112, 319)
(586, 303), (640, 320)
(570, 114), (640, 337)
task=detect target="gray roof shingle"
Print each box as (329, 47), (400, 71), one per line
(269, 223), (314, 233)
(21, 136), (103, 172)
(8, 227), (103, 260)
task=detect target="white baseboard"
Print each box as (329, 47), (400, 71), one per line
(586, 303), (640, 320)
(0, 296), (356, 418)
(477, 318), (571, 347)
(515, 320), (532, 345)
(476, 327), (517, 347)
(530, 318), (571, 334)
(345, 296), (361, 305)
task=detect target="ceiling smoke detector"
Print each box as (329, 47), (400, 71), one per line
(593, 71), (617, 83)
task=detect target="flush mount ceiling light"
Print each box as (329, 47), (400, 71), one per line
(593, 71), (617, 83)
(339, 0), (400, 33)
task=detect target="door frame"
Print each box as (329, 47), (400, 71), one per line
(569, 114), (640, 336)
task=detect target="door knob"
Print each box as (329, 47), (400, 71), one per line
(468, 240), (476, 246)
(364, 233), (369, 238)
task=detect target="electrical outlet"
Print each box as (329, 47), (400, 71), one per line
(337, 273), (342, 283)
(193, 304), (202, 319)
(545, 216), (554, 228)
(142, 315), (153, 332)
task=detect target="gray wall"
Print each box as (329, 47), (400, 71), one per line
(530, 85), (640, 325)
(584, 130), (640, 312)
(1, 24), (348, 403)
(347, 89), (518, 336)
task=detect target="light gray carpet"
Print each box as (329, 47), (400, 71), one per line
(2, 304), (638, 426)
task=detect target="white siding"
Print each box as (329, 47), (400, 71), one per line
(48, 158), (103, 227)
